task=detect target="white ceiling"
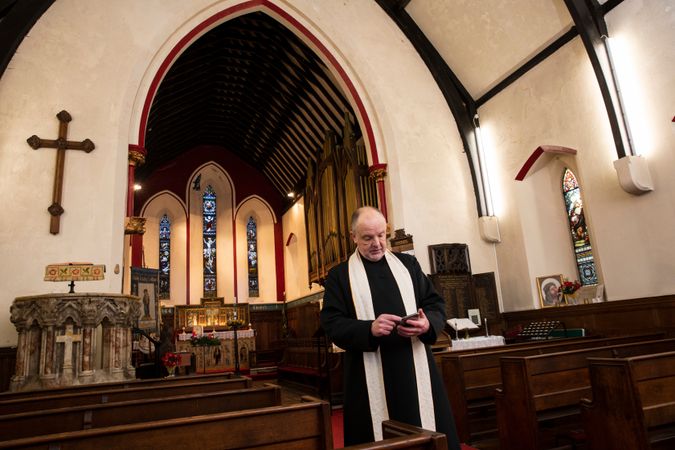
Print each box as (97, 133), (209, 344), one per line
(407, 0), (574, 99)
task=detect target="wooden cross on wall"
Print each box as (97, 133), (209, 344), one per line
(27, 110), (95, 234)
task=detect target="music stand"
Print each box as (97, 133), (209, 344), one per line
(517, 320), (566, 340)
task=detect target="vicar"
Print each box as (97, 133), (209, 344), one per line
(320, 206), (461, 448)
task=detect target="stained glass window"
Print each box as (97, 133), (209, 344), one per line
(159, 214), (170, 299)
(562, 168), (598, 285)
(203, 185), (217, 297)
(247, 216), (259, 297)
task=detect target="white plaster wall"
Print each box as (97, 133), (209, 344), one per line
(235, 197), (277, 303)
(516, 160), (588, 309)
(282, 197), (323, 301)
(0, 0), (158, 345)
(480, 1), (675, 311)
(600, 0), (675, 299)
(481, 38), (618, 311)
(140, 192), (188, 305)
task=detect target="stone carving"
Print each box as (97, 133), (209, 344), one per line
(9, 293), (141, 391)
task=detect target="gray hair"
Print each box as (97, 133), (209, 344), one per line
(350, 206), (385, 232)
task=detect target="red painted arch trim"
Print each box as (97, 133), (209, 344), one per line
(515, 145), (577, 181)
(137, 0), (379, 165)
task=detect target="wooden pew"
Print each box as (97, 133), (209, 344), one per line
(439, 333), (664, 443)
(432, 334), (597, 364)
(0, 371), (233, 401)
(0, 376), (251, 415)
(495, 337), (675, 450)
(581, 351), (675, 450)
(0, 398), (448, 450)
(0, 383), (281, 441)
(277, 337), (342, 403)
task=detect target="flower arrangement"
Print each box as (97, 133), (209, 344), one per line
(560, 279), (582, 295)
(162, 351), (180, 368)
(190, 332), (220, 347)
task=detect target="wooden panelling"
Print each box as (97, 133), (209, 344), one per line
(501, 295), (675, 337)
(0, 347), (16, 393)
(286, 301), (322, 339)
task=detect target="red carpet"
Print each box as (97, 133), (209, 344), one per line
(330, 408), (477, 449)
(331, 408), (344, 448)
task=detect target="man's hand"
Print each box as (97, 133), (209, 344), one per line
(371, 313), (401, 337)
(396, 309), (430, 338)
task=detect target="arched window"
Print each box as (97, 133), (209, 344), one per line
(159, 214), (170, 299)
(203, 185), (217, 297)
(247, 216), (259, 297)
(562, 169), (598, 285)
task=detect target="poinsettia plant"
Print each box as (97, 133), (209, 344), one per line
(561, 279), (582, 295)
(162, 352), (180, 368)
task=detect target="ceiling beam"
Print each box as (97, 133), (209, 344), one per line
(375, 0), (483, 217)
(476, 27), (578, 107)
(0, 0), (55, 77)
(563, 0), (629, 158)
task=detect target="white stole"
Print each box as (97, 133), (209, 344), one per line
(348, 250), (436, 440)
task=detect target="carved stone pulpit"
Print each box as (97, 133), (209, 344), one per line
(9, 293), (141, 391)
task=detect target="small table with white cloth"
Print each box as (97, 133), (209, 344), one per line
(450, 335), (505, 351)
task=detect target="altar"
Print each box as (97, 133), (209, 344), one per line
(176, 329), (255, 373)
(173, 298), (255, 373)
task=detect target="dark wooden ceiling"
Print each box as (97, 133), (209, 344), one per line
(140, 12), (359, 198)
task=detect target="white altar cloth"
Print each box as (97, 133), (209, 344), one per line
(450, 335), (505, 351)
(177, 329), (255, 340)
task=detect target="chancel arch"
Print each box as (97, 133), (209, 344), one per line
(188, 163), (235, 304)
(139, 191), (187, 305)
(128, 2), (387, 206)
(235, 196), (277, 303)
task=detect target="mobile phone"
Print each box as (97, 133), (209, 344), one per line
(399, 312), (420, 325)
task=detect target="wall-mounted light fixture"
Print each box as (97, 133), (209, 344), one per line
(603, 36), (653, 195)
(473, 113), (501, 243)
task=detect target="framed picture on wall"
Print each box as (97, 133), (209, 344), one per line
(536, 274), (563, 308)
(131, 267), (160, 333)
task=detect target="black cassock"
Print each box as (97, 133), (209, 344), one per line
(320, 252), (461, 449)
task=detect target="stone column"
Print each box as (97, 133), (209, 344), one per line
(369, 163), (388, 221)
(79, 326), (95, 382)
(10, 329), (27, 387)
(125, 327), (135, 376)
(39, 325), (57, 387)
(112, 325), (125, 380)
(127, 145), (147, 267)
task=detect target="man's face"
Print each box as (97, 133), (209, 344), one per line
(351, 211), (387, 262)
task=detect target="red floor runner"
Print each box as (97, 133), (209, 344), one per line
(330, 408), (477, 449)
(331, 408), (344, 448)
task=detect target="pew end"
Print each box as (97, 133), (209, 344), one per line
(581, 352), (675, 450)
